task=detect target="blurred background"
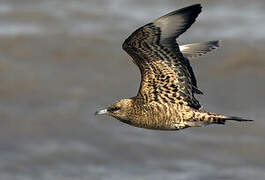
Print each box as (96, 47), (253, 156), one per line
(0, 0), (264, 179)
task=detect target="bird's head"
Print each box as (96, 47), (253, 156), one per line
(95, 99), (133, 124)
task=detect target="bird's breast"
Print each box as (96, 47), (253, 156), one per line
(131, 101), (182, 130)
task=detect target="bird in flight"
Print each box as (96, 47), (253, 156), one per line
(95, 4), (253, 130)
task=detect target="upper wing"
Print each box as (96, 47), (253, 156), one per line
(180, 41), (220, 59)
(122, 4), (202, 109)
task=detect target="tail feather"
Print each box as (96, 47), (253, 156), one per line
(223, 116), (254, 122)
(186, 110), (253, 127)
(214, 115), (253, 125)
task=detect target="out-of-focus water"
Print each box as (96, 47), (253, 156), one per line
(0, 0), (264, 180)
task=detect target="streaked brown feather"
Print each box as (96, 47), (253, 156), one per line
(122, 4), (202, 109)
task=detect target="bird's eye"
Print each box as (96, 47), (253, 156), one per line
(110, 107), (121, 112)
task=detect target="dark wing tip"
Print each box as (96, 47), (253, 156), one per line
(178, 3), (202, 24)
(202, 40), (221, 51)
(158, 4), (202, 22)
(180, 4), (202, 13)
(211, 40), (221, 48)
(154, 4), (202, 45)
(162, 4), (202, 16)
(176, 4), (202, 18)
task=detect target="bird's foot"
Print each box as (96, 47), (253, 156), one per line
(174, 123), (187, 130)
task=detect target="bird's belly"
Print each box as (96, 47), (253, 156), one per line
(132, 104), (182, 130)
(132, 117), (180, 130)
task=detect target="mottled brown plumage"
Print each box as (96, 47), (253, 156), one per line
(95, 4), (253, 130)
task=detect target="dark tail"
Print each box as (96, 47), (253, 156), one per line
(223, 116), (254, 122)
(192, 110), (253, 125)
(215, 116), (254, 125)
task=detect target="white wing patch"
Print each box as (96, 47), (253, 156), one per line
(180, 40), (220, 59)
(179, 45), (188, 51)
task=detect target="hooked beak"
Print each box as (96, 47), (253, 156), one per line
(95, 109), (108, 115)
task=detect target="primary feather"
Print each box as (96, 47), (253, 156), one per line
(180, 41), (220, 59)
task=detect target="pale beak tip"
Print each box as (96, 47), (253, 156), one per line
(95, 109), (107, 115)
